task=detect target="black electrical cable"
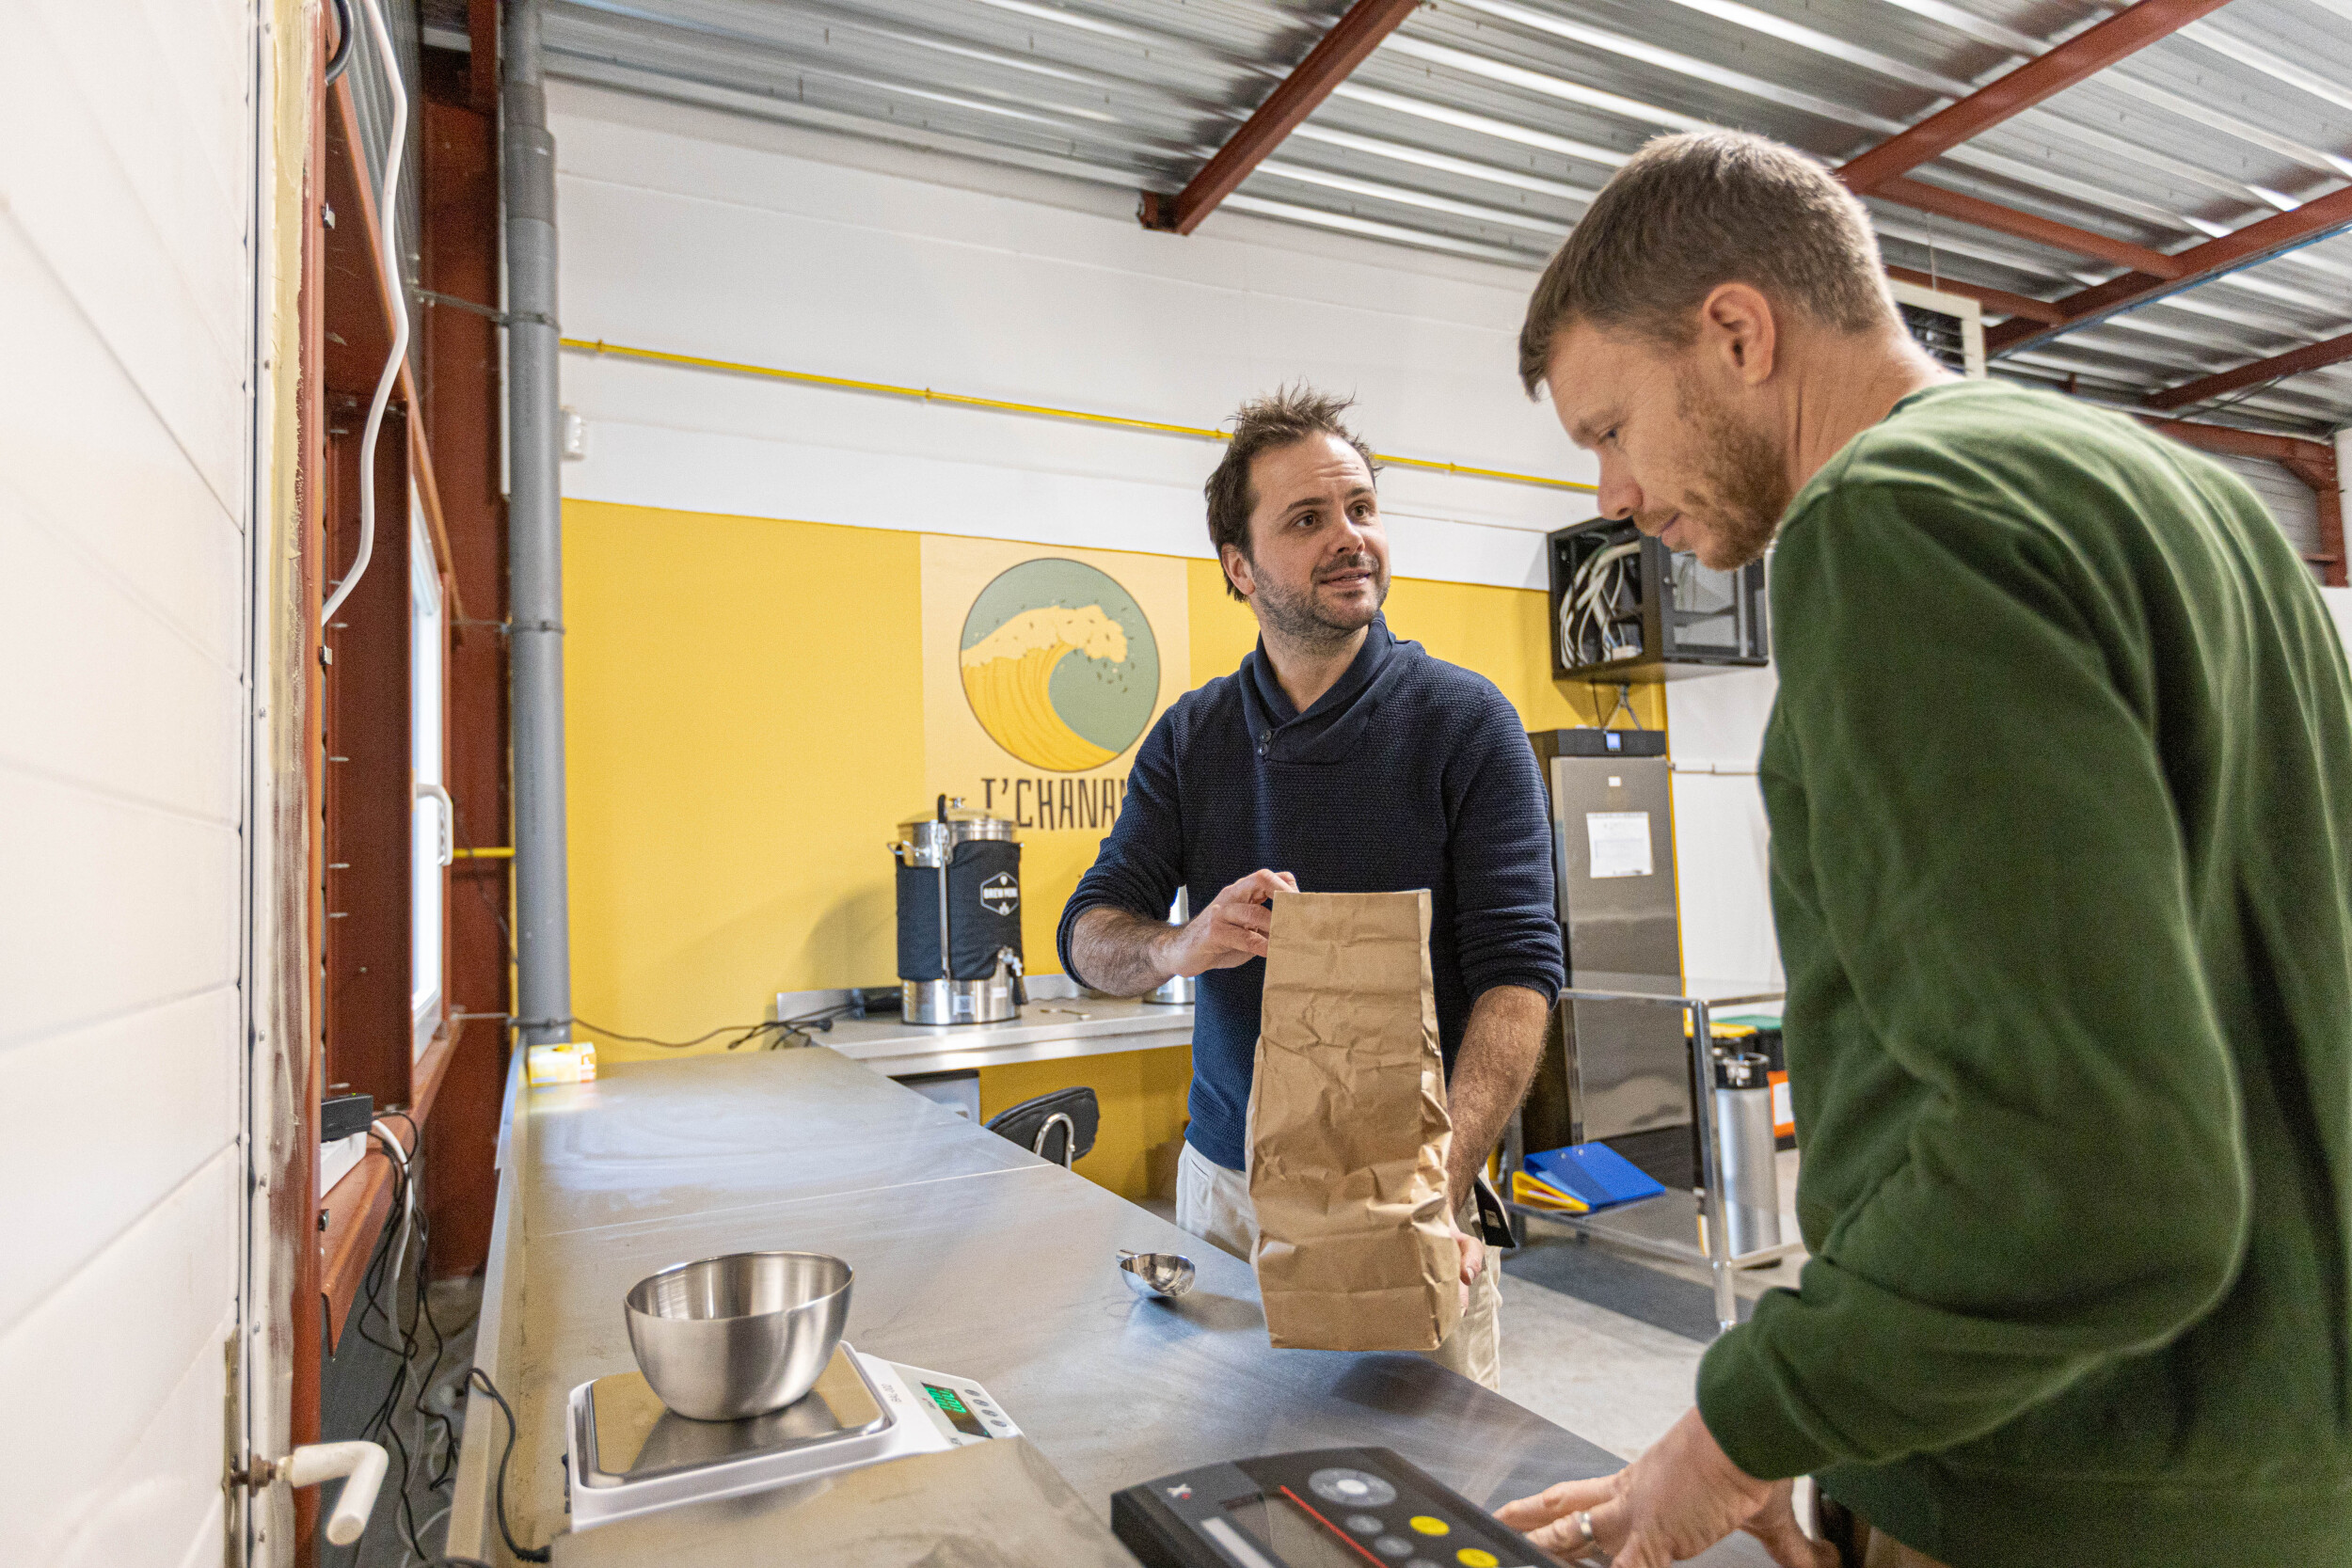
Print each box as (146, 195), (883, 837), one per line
(467, 1369), (552, 1563)
(449, 795), (854, 1055)
(345, 1119), (471, 1565)
(324, 0), (356, 84)
(354, 1129), (440, 1562)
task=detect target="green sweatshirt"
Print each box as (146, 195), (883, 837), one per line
(1695, 379), (2352, 1565)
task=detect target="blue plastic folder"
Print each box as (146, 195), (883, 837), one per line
(1523, 1142), (1667, 1211)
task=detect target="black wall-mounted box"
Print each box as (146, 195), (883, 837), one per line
(1547, 517), (1770, 681)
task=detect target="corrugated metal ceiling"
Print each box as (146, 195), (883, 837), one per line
(531, 0), (2352, 437)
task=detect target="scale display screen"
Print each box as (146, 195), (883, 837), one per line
(923, 1382), (991, 1439)
(1224, 1491), (1372, 1568)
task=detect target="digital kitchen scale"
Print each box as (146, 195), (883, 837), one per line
(1113, 1448), (1549, 1568)
(565, 1342), (1019, 1529)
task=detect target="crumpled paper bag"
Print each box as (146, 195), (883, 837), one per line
(1247, 889), (1460, 1352)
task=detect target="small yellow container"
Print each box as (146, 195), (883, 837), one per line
(527, 1041), (597, 1086)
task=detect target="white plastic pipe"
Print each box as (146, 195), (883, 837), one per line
(319, 0), (411, 629)
(286, 1440), (389, 1546)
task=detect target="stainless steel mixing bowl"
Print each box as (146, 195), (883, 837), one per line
(624, 1251), (853, 1421)
(1118, 1248), (1197, 1298)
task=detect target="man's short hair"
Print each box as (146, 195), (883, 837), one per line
(1517, 131), (1897, 395)
(1203, 385), (1379, 602)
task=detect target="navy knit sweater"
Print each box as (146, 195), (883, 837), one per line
(1057, 617), (1564, 1170)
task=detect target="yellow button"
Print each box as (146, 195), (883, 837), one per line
(1409, 1517), (1450, 1537)
(1455, 1551), (1498, 1568)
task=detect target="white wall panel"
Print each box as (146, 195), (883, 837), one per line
(36, 0), (248, 336)
(0, 7), (252, 1567)
(0, 987), (242, 1327)
(2209, 451), (2322, 562)
(572, 416), (1557, 590)
(2321, 586), (2352, 661)
(0, 1145), (240, 1563)
(53, 1312), (232, 1568)
(0, 487), (243, 823)
(0, 217), (244, 670)
(1668, 665), (1786, 988)
(0, 772), (241, 1044)
(0, 5), (247, 516)
(1672, 771), (1784, 988)
(548, 84), (1597, 589)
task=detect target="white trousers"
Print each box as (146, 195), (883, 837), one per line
(1175, 1141), (1502, 1390)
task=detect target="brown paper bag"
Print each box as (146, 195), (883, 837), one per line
(1247, 890), (1461, 1352)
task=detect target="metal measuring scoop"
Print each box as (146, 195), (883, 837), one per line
(1118, 1249), (1197, 1299)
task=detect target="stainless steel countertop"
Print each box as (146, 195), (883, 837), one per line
(448, 1046), (1771, 1565)
(816, 993), (1193, 1076)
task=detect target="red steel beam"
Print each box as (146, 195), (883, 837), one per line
(2138, 417), (2345, 583)
(2143, 419), (2346, 579)
(2139, 415), (2325, 465)
(469, 0), (499, 115)
(419, 55), (512, 1279)
(1140, 0), (1420, 235)
(1989, 184), (2352, 356)
(1840, 0), (2237, 194)
(2144, 328), (2352, 410)
(1877, 177), (2185, 277)
(1885, 265), (2067, 325)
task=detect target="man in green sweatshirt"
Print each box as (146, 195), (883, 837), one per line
(1496, 131), (2352, 1568)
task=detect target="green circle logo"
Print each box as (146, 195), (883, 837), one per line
(960, 560), (1159, 772)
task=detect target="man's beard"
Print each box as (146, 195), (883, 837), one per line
(1655, 369), (1790, 570)
(1251, 552), (1388, 650)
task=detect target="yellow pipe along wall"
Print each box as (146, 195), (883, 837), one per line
(562, 499), (1663, 1198)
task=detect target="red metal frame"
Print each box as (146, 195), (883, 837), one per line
(2144, 329), (2352, 412)
(419, 46), (513, 1281)
(1885, 265), (2065, 325)
(1839, 0), (2239, 195)
(1988, 184), (2352, 356)
(320, 91), (418, 1118)
(1139, 0), (1421, 235)
(1875, 177), (2185, 278)
(2139, 417), (2345, 583)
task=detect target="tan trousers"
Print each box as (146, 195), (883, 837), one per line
(1176, 1141), (1503, 1389)
(1820, 1499), (1952, 1568)
(1861, 1535), (1949, 1568)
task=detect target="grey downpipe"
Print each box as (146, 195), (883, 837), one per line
(504, 0), (572, 1049)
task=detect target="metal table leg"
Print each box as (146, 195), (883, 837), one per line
(1687, 998), (1738, 1335)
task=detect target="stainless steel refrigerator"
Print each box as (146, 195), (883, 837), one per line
(1524, 728), (1691, 1171)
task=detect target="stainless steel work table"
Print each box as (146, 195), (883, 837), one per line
(814, 990), (1193, 1077)
(448, 1046), (1771, 1564)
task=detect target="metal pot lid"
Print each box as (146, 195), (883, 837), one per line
(897, 796), (1014, 833)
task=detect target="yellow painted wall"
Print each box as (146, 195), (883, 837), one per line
(564, 500), (1662, 1196)
(564, 503), (925, 1049)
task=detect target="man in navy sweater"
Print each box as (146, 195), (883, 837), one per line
(1057, 387), (1564, 1386)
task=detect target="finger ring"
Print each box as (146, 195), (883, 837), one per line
(1575, 1512), (1597, 1545)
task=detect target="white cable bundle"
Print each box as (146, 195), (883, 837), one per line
(319, 0), (411, 629)
(1560, 538), (1644, 668)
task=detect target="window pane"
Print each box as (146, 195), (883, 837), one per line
(410, 499), (443, 1047)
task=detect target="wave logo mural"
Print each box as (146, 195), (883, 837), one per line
(959, 559), (1160, 772)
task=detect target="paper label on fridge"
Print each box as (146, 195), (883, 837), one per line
(1585, 811), (1654, 879)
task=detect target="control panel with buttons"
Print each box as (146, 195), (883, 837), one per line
(1110, 1448), (1548, 1568)
(855, 1355), (1022, 1449)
